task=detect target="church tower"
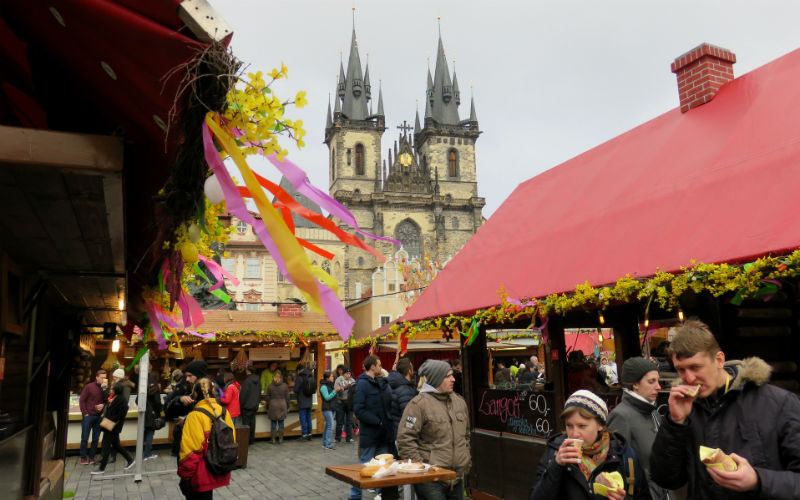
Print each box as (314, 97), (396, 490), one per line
(415, 30), (481, 199)
(325, 26), (385, 199)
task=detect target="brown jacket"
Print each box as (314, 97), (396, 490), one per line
(266, 381), (290, 421)
(396, 390), (471, 478)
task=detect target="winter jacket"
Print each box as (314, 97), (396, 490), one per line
(320, 380), (337, 412)
(103, 393), (130, 433)
(530, 432), (651, 500)
(118, 378), (136, 402)
(220, 381), (241, 418)
(293, 369), (315, 410)
(260, 369), (277, 394)
(143, 383), (164, 430)
(334, 375), (356, 406)
(267, 381), (290, 421)
(387, 370), (418, 436)
(352, 372), (393, 447)
(165, 377), (194, 419)
(397, 389), (471, 479)
(239, 373), (261, 413)
(650, 357), (800, 500)
(79, 382), (106, 416)
(178, 398), (236, 493)
(607, 391), (671, 500)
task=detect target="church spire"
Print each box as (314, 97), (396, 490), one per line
(470, 93), (478, 122)
(428, 20), (460, 125)
(341, 18), (369, 120)
(377, 82), (384, 116)
(326, 95), (333, 128)
(364, 62), (372, 101)
(414, 107), (421, 134)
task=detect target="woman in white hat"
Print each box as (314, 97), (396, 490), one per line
(529, 390), (651, 500)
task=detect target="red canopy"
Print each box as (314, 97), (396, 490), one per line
(405, 47), (800, 322)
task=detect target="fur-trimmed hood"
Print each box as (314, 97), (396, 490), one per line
(726, 357), (772, 390)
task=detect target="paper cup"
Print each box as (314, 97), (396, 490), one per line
(570, 439), (584, 459)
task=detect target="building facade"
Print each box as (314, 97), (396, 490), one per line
(326, 26), (485, 303)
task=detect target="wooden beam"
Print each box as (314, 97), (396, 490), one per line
(0, 125), (123, 173)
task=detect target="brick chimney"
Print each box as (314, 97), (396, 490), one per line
(277, 303), (303, 318)
(671, 43), (736, 113)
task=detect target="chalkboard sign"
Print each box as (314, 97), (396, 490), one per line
(476, 388), (556, 439)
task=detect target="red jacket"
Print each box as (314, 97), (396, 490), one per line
(220, 381), (241, 417)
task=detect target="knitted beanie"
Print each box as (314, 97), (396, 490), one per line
(184, 360), (208, 379)
(564, 389), (609, 424)
(621, 357), (658, 384)
(419, 359), (451, 389)
(112, 368), (125, 379)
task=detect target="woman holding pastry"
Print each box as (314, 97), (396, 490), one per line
(529, 390), (651, 500)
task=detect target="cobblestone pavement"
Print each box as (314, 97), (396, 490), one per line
(64, 436), (364, 500)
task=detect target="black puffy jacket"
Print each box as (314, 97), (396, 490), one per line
(239, 373), (261, 412)
(353, 373), (393, 448)
(530, 432), (651, 500)
(650, 357), (800, 500)
(387, 370), (418, 436)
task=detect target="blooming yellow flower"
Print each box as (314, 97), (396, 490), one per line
(295, 91), (308, 108)
(280, 61), (288, 78)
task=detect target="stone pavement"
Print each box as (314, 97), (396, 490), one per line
(64, 436), (365, 500)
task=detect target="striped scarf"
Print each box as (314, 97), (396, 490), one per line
(577, 431), (611, 481)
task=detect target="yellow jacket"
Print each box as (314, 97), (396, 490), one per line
(179, 398), (236, 462)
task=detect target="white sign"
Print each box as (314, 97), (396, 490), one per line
(217, 347), (229, 358)
(249, 346), (291, 361)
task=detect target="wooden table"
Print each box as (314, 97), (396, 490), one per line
(325, 463), (457, 500)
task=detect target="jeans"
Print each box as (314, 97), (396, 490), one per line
(349, 442), (391, 500)
(298, 408), (312, 436)
(322, 410), (335, 448)
(232, 416), (240, 427)
(143, 428), (155, 458)
(240, 410), (257, 444)
(413, 479), (463, 500)
(80, 415), (102, 459)
(335, 402), (354, 441)
(270, 419), (284, 432)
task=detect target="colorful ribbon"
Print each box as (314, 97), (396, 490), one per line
(203, 114), (354, 340)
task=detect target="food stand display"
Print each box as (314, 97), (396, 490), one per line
(390, 46), (800, 499)
(65, 309), (339, 449)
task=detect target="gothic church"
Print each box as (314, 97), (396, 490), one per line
(325, 24), (485, 301)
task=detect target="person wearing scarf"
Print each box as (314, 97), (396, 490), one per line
(529, 390), (651, 500)
(608, 358), (673, 500)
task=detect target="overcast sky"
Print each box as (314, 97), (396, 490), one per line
(215, 1), (800, 218)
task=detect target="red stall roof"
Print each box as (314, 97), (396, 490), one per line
(405, 47), (800, 322)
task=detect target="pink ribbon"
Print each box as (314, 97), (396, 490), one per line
(507, 297), (539, 308)
(203, 122), (354, 340)
(145, 301), (169, 350)
(198, 255), (240, 291)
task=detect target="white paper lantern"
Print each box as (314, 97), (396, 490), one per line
(204, 175), (225, 204)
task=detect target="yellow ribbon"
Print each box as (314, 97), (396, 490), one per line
(205, 113), (337, 312)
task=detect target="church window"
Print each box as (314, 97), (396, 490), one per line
(453, 217), (459, 229)
(347, 148), (352, 165)
(322, 261), (331, 275)
(236, 221), (248, 234)
(277, 270), (284, 282)
(450, 138), (455, 145)
(357, 256), (365, 267)
(437, 138), (442, 144)
(355, 143), (365, 175)
(354, 189), (361, 195)
(330, 147), (336, 180)
(448, 149), (459, 177)
(395, 219), (421, 258)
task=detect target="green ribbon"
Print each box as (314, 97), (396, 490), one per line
(127, 347), (148, 371)
(464, 318), (480, 346)
(193, 263), (231, 304)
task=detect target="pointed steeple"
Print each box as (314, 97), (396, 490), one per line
(414, 108), (421, 134)
(377, 83), (384, 116)
(469, 94), (478, 122)
(364, 63), (372, 101)
(428, 23), (460, 125)
(452, 69), (461, 106)
(341, 26), (369, 120)
(326, 95), (333, 128)
(337, 60), (346, 100)
(424, 97), (432, 119)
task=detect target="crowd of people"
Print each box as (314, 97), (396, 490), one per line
(530, 320), (800, 500)
(494, 354), (546, 386)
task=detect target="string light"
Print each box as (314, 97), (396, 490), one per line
(598, 310), (605, 325)
(678, 308), (685, 321)
(112, 340), (120, 353)
(644, 318), (650, 329)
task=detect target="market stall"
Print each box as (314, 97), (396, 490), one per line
(393, 44), (800, 499)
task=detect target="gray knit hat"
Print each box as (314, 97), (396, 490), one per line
(419, 360), (451, 389)
(621, 357), (658, 385)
